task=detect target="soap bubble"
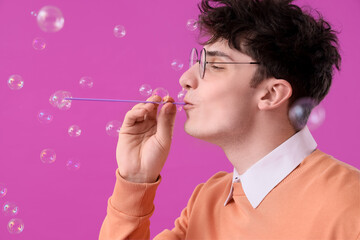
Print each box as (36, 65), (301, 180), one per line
(189, 48), (198, 68)
(0, 183), (7, 198)
(32, 37), (46, 50)
(65, 158), (81, 171)
(40, 148), (56, 164)
(177, 89), (187, 102)
(106, 120), (122, 137)
(7, 218), (24, 234)
(49, 90), (72, 111)
(307, 104), (326, 131)
(2, 201), (19, 216)
(79, 76), (94, 89)
(68, 125), (82, 137)
(177, 89), (187, 112)
(171, 59), (184, 71)
(8, 74), (24, 90)
(289, 97), (318, 131)
(37, 109), (54, 124)
(31, 11), (38, 17)
(186, 19), (198, 31)
(139, 84), (152, 97)
(37, 6), (64, 32)
(152, 87), (169, 99)
(113, 25), (126, 38)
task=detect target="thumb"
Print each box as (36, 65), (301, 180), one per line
(157, 96), (177, 143)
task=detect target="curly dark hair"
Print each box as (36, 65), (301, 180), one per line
(197, 0), (341, 106)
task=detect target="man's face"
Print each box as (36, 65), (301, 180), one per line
(179, 40), (260, 145)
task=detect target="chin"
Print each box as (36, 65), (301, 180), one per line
(184, 121), (204, 139)
(184, 121), (223, 145)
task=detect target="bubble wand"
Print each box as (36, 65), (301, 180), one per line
(64, 97), (186, 105)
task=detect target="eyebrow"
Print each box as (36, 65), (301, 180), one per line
(206, 50), (234, 61)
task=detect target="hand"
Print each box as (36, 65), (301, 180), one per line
(116, 95), (177, 183)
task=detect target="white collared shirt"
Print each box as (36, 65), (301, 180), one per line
(224, 126), (317, 208)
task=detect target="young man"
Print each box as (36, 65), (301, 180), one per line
(99, 0), (360, 239)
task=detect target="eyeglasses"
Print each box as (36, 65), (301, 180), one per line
(189, 48), (260, 79)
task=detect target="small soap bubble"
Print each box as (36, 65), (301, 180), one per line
(8, 74), (24, 90)
(49, 90), (72, 111)
(68, 125), (81, 137)
(7, 218), (24, 234)
(307, 104), (326, 130)
(31, 11), (38, 17)
(171, 59), (184, 71)
(79, 76), (94, 89)
(37, 109), (53, 124)
(0, 183), (7, 198)
(186, 19), (198, 31)
(289, 97), (317, 131)
(106, 120), (122, 137)
(177, 89), (187, 102)
(113, 25), (126, 38)
(40, 148), (56, 164)
(177, 89), (187, 112)
(32, 37), (46, 50)
(139, 84), (152, 97)
(2, 202), (19, 217)
(37, 6), (64, 32)
(66, 158), (81, 171)
(152, 87), (169, 99)
(189, 48), (198, 68)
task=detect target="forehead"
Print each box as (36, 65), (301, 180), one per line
(204, 39), (251, 60)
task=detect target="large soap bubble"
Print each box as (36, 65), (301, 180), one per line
(106, 120), (122, 137)
(152, 87), (169, 99)
(139, 84), (152, 97)
(37, 6), (64, 32)
(7, 218), (24, 234)
(288, 97), (325, 131)
(8, 74), (24, 90)
(186, 19), (198, 31)
(2, 201), (19, 216)
(32, 37), (46, 50)
(40, 148), (56, 164)
(68, 125), (82, 137)
(113, 25), (126, 38)
(49, 90), (72, 111)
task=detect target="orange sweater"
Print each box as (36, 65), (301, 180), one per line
(99, 150), (360, 240)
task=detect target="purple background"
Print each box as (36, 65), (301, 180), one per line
(0, 0), (359, 239)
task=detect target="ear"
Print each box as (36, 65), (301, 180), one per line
(258, 79), (292, 110)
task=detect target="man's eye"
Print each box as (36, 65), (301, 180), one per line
(210, 64), (224, 70)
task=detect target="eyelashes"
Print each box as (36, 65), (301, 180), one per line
(209, 64), (225, 70)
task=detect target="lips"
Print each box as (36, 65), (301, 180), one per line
(183, 99), (193, 105)
(183, 99), (195, 110)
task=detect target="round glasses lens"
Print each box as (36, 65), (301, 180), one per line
(189, 48), (198, 68)
(200, 49), (206, 78)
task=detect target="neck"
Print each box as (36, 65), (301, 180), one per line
(219, 116), (296, 175)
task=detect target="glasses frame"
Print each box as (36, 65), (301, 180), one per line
(190, 48), (260, 79)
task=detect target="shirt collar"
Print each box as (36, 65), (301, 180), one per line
(224, 126), (317, 208)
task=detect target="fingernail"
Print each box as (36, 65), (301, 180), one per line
(163, 96), (170, 103)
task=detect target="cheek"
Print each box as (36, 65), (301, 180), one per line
(202, 83), (244, 111)
(201, 86), (255, 124)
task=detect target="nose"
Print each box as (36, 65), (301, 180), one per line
(179, 64), (198, 90)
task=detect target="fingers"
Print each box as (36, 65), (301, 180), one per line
(157, 96), (177, 143)
(132, 95), (161, 119)
(122, 95), (163, 128)
(122, 95), (177, 135)
(122, 108), (149, 128)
